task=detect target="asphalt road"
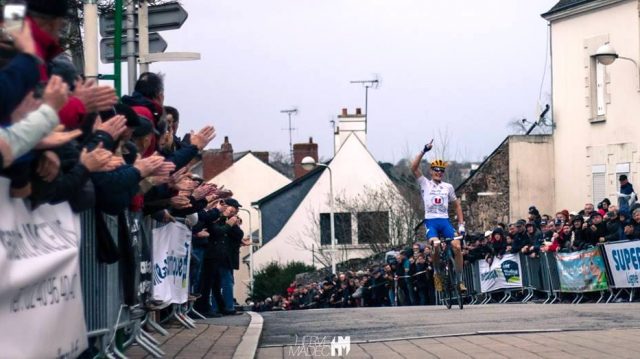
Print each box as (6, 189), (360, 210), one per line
(259, 303), (640, 347)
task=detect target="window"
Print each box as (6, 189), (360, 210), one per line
(595, 61), (606, 117)
(320, 213), (352, 245)
(592, 165), (606, 204)
(357, 211), (390, 244)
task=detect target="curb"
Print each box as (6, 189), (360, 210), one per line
(233, 311), (264, 359)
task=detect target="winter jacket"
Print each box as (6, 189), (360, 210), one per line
(0, 53), (40, 121)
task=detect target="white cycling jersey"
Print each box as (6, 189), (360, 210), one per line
(417, 176), (457, 219)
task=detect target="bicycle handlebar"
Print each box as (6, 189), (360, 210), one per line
(432, 235), (464, 245)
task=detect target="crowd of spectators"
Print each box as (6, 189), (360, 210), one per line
(253, 178), (639, 310)
(1, 0), (248, 321)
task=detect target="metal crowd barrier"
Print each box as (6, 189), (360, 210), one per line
(79, 211), (181, 358)
(79, 211), (130, 358)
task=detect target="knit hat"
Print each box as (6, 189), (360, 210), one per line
(27, 0), (69, 17)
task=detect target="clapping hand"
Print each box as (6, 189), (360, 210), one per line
(189, 125), (216, 150)
(35, 126), (82, 150)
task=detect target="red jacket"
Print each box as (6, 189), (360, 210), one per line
(30, 18), (87, 129)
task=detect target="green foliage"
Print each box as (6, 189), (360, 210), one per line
(251, 261), (315, 301)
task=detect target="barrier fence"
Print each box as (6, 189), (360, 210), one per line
(386, 242), (640, 308)
(76, 210), (640, 356)
(79, 211), (197, 358)
(430, 242), (640, 307)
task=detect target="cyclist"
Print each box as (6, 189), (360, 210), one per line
(410, 140), (466, 293)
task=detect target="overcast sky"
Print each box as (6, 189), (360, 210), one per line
(102, 0), (559, 163)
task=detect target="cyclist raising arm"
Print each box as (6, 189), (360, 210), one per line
(411, 140), (467, 293)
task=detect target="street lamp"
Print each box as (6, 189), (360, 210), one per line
(238, 208), (254, 296)
(594, 43), (640, 92)
(300, 156), (336, 275)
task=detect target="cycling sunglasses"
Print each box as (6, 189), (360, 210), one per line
(431, 167), (445, 173)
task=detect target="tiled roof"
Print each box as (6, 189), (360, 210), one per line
(542, 0), (596, 17)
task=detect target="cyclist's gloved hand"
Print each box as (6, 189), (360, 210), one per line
(423, 139), (433, 153)
(458, 223), (466, 236)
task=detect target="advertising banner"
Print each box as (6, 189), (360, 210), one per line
(603, 241), (640, 288)
(555, 247), (608, 292)
(152, 222), (192, 305)
(479, 254), (522, 293)
(0, 178), (88, 358)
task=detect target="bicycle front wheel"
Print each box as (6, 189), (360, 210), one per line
(448, 258), (464, 310)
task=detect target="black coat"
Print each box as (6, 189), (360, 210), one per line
(204, 216), (244, 269)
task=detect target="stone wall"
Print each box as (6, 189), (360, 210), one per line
(456, 138), (510, 232)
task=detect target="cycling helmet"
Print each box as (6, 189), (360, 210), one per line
(430, 159), (447, 169)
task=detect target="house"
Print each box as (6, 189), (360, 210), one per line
(455, 135), (555, 231)
(457, 0), (640, 230)
(542, 0), (640, 210)
(252, 108), (402, 270)
(201, 139), (292, 303)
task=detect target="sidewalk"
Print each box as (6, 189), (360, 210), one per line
(126, 313), (253, 359)
(257, 328), (640, 358)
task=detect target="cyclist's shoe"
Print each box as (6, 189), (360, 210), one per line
(458, 281), (468, 293)
(434, 273), (444, 292)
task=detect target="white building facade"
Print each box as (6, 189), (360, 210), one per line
(543, 0), (640, 210)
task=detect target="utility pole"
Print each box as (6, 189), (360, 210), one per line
(350, 78), (380, 133)
(126, 0), (137, 93)
(138, 0), (150, 74)
(82, 0), (98, 81)
(280, 108), (298, 165)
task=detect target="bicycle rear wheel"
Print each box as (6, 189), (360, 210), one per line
(443, 267), (452, 309)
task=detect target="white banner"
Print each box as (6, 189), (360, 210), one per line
(479, 253), (523, 293)
(152, 222), (192, 304)
(603, 241), (640, 288)
(0, 178), (87, 358)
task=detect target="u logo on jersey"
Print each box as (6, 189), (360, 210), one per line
(432, 196), (443, 205)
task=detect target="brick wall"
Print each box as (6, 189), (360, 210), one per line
(202, 136), (234, 181)
(293, 137), (318, 179)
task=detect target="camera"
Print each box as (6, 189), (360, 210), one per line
(3, 1), (26, 33)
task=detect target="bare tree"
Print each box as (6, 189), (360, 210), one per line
(63, 0), (176, 72)
(286, 182), (423, 272)
(286, 208), (336, 269)
(269, 151), (294, 179)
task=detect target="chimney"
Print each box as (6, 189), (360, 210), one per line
(252, 151), (269, 164)
(334, 107), (367, 154)
(293, 137), (318, 179)
(202, 136), (234, 181)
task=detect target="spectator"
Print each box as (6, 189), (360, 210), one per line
(618, 175), (636, 213)
(195, 198), (245, 316)
(543, 219), (570, 252)
(489, 227), (507, 261)
(511, 219), (530, 254)
(604, 211), (623, 243)
(578, 203), (595, 222)
(528, 206), (542, 228)
(584, 212), (607, 246)
(570, 216), (589, 251)
(623, 209), (640, 240)
(413, 253), (430, 305)
(598, 199), (611, 216)
(521, 222), (543, 257)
